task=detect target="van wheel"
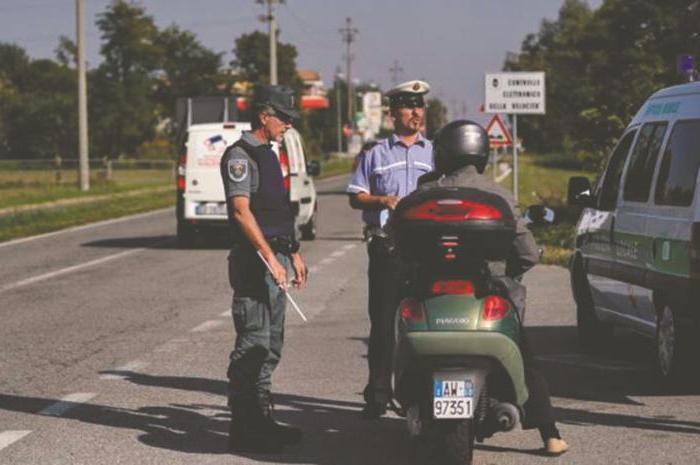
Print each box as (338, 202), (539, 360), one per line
(573, 263), (612, 352)
(176, 222), (196, 248)
(300, 211), (317, 241)
(656, 304), (693, 385)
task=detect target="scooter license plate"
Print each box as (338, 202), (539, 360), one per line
(433, 378), (474, 419)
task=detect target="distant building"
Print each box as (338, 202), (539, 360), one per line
(297, 69), (329, 110)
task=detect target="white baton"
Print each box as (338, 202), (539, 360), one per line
(256, 250), (308, 322)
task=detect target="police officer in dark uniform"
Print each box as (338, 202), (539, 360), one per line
(417, 120), (569, 456)
(220, 85), (307, 453)
(346, 80), (434, 418)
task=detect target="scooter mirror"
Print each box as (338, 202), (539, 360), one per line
(523, 205), (555, 226)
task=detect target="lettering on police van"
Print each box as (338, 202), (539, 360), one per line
(645, 101), (680, 116)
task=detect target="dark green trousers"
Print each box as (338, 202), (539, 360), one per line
(227, 244), (290, 401)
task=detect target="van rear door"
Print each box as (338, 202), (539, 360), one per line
(184, 123), (250, 220)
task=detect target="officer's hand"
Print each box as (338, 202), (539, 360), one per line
(290, 253), (307, 288)
(382, 196), (400, 210)
(269, 256), (288, 289)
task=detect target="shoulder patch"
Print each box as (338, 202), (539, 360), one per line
(228, 158), (248, 182)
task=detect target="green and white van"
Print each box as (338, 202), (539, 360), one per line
(568, 81), (700, 383)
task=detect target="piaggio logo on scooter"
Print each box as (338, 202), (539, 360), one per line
(435, 317), (470, 325)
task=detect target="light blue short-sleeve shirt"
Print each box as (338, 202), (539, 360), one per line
(346, 133), (433, 226)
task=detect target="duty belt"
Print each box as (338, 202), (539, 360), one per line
(267, 236), (299, 254)
(363, 225), (388, 242)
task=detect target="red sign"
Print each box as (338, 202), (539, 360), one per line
(486, 114), (512, 148)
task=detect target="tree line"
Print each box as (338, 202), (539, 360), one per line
(0, 0), (389, 160)
(506, 0), (700, 167)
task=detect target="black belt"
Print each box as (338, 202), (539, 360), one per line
(267, 236), (299, 254)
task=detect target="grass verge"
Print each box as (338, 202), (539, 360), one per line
(318, 156), (354, 179)
(493, 152), (595, 267)
(0, 188), (174, 243)
(0, 170), (173, 210)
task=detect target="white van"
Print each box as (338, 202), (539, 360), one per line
(176, 123), (319, 246)
(568, 81), (700, 383)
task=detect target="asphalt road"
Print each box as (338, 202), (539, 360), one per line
(0, 175), (698, 465)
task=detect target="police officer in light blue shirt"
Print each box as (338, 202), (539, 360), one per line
(346, 80), (433, 418)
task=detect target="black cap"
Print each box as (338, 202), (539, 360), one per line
(254, 85), (299, 120)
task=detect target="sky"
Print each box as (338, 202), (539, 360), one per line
(0, 0), (602, 121)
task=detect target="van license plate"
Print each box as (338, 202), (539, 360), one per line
(196, 203), (226, 216)
(433, 379), (474, 419)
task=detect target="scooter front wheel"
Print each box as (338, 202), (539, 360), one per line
(439, 419), (474, 465)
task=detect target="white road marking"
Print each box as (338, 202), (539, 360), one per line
(0, 239), (171, 295)
(0, 249), (143, 294)
(0, 431), (32, 452)
(342, 244), (357, 251)
(100, 360), (149, 380)
(308, 265), (320, 273)
(0, 208), (172, 249)
(154, 338), (189, 353)
(39, 393), (96, 417)
(319, 257), (334, 266)
(220, 310), (231, 317)
(495, 167), (513, 183)
(330, 250), (346, 258)
(191, 320), (225, 332)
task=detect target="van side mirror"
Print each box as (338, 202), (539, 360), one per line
(523, 205), (555, 227)
(568, 177), (594, 207)
(306, 160), (321, 177)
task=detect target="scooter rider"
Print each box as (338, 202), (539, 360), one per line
(416, 120), (569, 456)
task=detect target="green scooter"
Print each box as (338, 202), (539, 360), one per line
(390, 187), (541, 465)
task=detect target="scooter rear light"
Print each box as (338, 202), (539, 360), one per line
(399, 298), (425, 323)
(482, 295), (511, 321)
(691, 222), (700, 281)
(431, 280), (475, 295)
(401, 199), (503, 222)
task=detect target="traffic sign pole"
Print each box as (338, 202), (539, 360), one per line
(512, 114), (518, 203)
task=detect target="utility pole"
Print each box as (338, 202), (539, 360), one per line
(257, 0), (284, 85)
(76, 0), (89, 191)
(335, 66), (343, 153)
(339, 17), (358, 130)
(389, 60), (403, 85)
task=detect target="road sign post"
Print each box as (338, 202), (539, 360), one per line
(486, 114), (513, 181)
(484, 72), (545, 203)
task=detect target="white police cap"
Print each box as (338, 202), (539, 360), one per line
(386, 80), (430, 107)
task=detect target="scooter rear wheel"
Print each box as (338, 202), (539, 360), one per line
(439, 419), (474, 465)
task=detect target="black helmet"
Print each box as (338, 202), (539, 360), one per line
(433, 120), (489, 174)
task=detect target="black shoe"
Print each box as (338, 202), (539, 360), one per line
(264, 416), (302, 444)
(229, 430), (285, 454)
(361, 401), (387, 419)
(229, 396), (285, 454)
(259, 393), (303, 445)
